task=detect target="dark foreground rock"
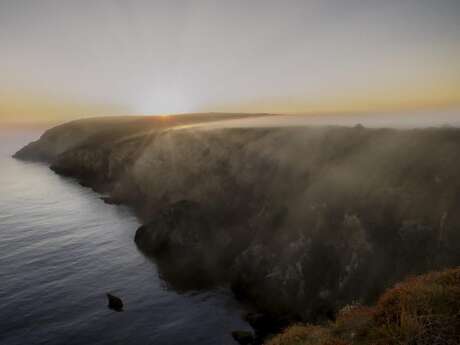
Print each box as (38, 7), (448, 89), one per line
(15, 116), (460, 327)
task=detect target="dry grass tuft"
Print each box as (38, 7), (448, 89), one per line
(266, 324), (349, 345)
(264, 267), (460, 345)
(370, 267), (460, 345)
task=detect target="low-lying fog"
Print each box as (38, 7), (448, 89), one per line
(173, 108), (460, 131)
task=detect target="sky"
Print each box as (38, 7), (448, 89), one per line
(0, 0), (459, 124)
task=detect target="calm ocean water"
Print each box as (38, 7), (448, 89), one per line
(0, 130), (250, 345)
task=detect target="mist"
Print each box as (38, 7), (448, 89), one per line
(171, 108), (460, 132)
(14, 113), (460, 326)
(3, 0), (460, 343)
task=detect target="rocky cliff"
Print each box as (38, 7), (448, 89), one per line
(15, 115), (460, 324)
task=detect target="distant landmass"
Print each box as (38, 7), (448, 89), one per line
(15, 114), (460, 343)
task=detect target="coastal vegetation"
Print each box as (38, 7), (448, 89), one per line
(266, 267), (460, 345)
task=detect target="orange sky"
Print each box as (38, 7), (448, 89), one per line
(1, 0), (459, 124)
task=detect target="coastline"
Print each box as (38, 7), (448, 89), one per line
(14, 115), (460, 343)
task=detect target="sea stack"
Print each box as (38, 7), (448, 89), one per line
(107, 293), (123, 312)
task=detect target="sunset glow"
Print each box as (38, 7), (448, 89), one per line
(1, 0), (459, 124)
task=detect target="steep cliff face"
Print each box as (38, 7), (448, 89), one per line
(15, 118), (460, 322)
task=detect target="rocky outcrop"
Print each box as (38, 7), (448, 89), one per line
(106, 293), (123, 312)
(231, 331), (255, 345)
(14, 117), (460, 325)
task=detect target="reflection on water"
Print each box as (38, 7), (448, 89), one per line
(0, 130), (249, 345)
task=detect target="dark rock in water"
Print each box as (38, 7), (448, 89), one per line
(243, 313), (291, 342)
(79, 180), (92, 188)
(100, 196), (122, 205)
(107, 293), (123, 311)
(134, 200), (231, 291)
(134, 200), (210, 254)
(231, 330), (254, 345)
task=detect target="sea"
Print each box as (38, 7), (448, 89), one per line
(0, 129), (250, 345)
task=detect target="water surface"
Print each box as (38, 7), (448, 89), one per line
(0, 130), (249, 345)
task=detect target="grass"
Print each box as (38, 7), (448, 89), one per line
(265, 267), (460, 345)
(266, 325), (348, 345)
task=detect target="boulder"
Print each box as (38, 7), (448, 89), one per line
(107, 293), (123, 311)
(231, 330), (254, 345)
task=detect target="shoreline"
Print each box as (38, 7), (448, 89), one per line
(13, 116), (460, 343)
(50, 160), (282, 343)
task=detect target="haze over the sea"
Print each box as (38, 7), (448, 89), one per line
(1, 0), (459, 124)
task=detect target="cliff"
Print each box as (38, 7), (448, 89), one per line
(15, 115), (460, 326)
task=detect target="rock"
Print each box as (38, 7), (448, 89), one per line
(243, 312), (291, 341)
(15, 118), (460, 324)
(100, 196), (122, 205)
(231, 330), (254, 345)
(79, 180), (92, 188)
(134, 200), (211, 255)
(107, 293), (123, 311)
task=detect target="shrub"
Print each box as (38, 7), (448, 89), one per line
(265, 267), (460, 345)
(370, 267), (460, 345)
(266, 324), (349, 345)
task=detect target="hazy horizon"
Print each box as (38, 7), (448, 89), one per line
(1, 0), (459, 124)
(2, 107), (460, 132)
(2, 3), (460, 343)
